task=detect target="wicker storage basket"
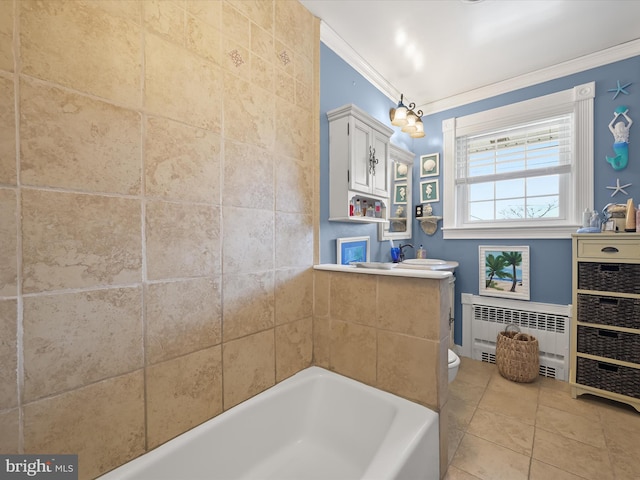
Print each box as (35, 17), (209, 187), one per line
(496, 324), (539, 383)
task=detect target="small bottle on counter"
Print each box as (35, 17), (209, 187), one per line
(354, 198), (362, 216)
(416, 245), (426, 259)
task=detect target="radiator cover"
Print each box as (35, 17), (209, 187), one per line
(461, 294), (571, 381)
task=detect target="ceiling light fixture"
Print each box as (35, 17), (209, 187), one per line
(389, 94), (424, 138)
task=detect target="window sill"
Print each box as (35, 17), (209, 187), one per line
(442, 224), (580, 240)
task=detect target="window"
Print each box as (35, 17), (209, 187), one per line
(442, 82), (594, 239)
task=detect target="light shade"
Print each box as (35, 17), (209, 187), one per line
(410, 118), (425, 138)
(390, 99), (408, 126)
(401, 110), (418, 133)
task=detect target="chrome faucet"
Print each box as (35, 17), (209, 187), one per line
(398, 243), (414, 262)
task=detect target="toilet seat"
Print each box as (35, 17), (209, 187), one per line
(448, 349), (458, 364)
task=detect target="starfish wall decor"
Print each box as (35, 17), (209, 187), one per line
(606, 178), (632, 197)
(608, 80), (632, 100)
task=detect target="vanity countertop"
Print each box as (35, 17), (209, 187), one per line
(314, 263), (453, 279)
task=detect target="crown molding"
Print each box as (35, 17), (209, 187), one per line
(320, 21), (640, 116)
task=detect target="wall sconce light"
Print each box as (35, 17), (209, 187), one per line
(389, 94), (424, 138)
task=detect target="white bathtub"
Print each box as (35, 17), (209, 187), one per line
(99, 366), (439, 480)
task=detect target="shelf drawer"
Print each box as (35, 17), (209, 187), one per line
(577, 325), (640, 363)
(577, 357), (640, 399)
(577, 262), (640, 294)
(577, 239), (640, 260)
(576, 294), (640, 329)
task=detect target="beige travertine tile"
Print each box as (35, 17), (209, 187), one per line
(313, 270), (330, 318)
(222, 37), (250, 81)
(377, 276), (444, 339)
(274, 0), (314, 60)
(329, 319), (376, 386)
(329, 272), (377, 326)
(0, 189), (17, 296)
(222, 2), (250, 49)
(0, 74), (16, 185)
(20, 0), (142, 106)
(20, 79), (141, 194)
(273, 39), (294, 76)
(23, 287), (143, 402)
(529, 459), (587, 480)
(0, 408), (19, 454)
(296, 77), (313, 110)
(146, 346), (222, 449)
(143, 0), (185, 45)
(275, 317), (312, 382)
(186, 13), (222, 66)
(145, 277), (221, 364)
(22, 190), (142, 293)
(223, 72), (275, 148)
(487, 370), (540, 402)
(537, 382), (601, 418)
(467, 408), (535, 456)
(145, 116), (221, 204)
(275, 96), (312, 160)
(222, 271), (274, 342)
(275, 154), (313, 214)
(222, 139), (273, 209)
(448, 428), (465, 464)
(0, 2), (12, 72)
(535, 404), (606, 448)
(186, 0), (221, 28)
(251, 50), (274, 92)
(230, 0), (273, 33)
(0, 299), (17, 410)
(222, 205), (274, 274)
(448, 395), (477, 431)
(222, 330), (275, 409)
(312, 315), (330, 368)
(145, 200), (220, 280)
(251, 23), (274, 61)
(23, 371), (145, 480)
(451, 433), (530, 480)
(532, 428), (613, 480)
(377, 331), (438, 407)
(276, 68), (294, 101)
(599, 402), (640, 480)
(145, 33), (222, 131)
(443, 465), (482, 480)
(275, 267), (313, 325)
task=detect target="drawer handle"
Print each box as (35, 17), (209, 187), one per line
(598, 297), (619, 306)
(601, 246), (619, 253)
(597, 362), (618, 372)
(600, 264), (620, 272)
(598, 330), (619, 339)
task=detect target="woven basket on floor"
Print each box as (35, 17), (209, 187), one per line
(495, 324), (539, 383)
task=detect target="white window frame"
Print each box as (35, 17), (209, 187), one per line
(442, 82), (594, 239)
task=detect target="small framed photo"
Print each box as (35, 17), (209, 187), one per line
(394, 184), (408, 204)
(394, 162), (409, 181)
(420, 153), (439, 177)
(420, 179), (439, 203)
(336, 236), (370, 265)
(479, 245), (530, 301)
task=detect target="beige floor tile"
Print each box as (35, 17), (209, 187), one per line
(535, 404), (606, 448)
(538, 387), (602, 419)
(529, 459), (587, 480)
(467, 408), (535, 456)
(486, 371), (540, 403)
(443, 465), (482, 480)
(448, 428), (465, 464)
(451, 433), (530, 480)
(449, 377), (487, 406)
(455, 358), (494, 388)
(448, 395), (477, 431)
(532, 428), (613, 480)
(477, 387), (538, 425)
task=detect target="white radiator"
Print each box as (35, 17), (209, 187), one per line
(460, 294), (571, 381)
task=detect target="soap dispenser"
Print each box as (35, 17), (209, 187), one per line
(416, 245), (426, 259)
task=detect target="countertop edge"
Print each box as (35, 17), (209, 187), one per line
(313, 264), (453, 279)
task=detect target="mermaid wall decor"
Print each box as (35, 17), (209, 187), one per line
(607, 106), (632, 170)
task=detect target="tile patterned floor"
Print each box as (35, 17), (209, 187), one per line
(445, 357), (640, 480)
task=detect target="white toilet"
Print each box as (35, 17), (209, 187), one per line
(448, 349), (460, 383)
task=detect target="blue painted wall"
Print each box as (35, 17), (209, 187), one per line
(319, 43), (640, 344)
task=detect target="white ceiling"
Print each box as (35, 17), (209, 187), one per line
(300, 0), (640, 112)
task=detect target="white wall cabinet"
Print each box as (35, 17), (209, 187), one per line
(327, 104), (393, 223)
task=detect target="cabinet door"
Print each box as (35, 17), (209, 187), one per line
(371, 130), (389, 197)
(349, 117), (373, 193)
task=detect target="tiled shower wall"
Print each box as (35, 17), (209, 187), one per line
(0, 1), (319, 478)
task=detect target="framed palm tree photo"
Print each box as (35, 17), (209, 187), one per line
(478, 245), (530, 300)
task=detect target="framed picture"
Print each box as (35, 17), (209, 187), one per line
(420, 153), (439, 177)
(394, 162), (409, 181)
(394, 183), (408, 204)
(420, 180), (439, 203)
(479, 246), (530, 301)
(336, 236), (370, 265)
